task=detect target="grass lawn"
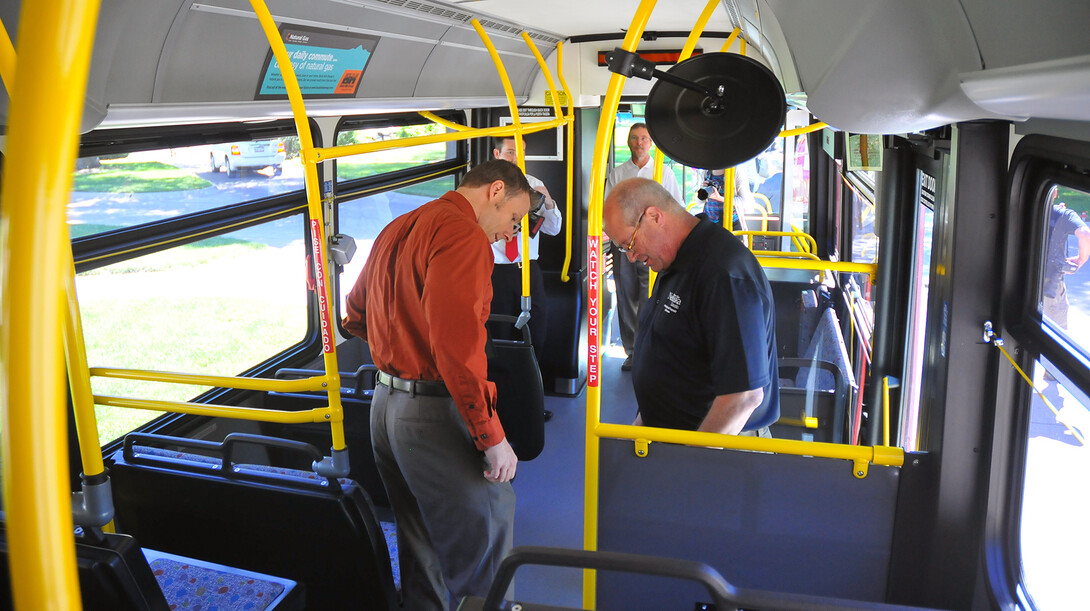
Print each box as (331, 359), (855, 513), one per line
(73, 160), (211, 193)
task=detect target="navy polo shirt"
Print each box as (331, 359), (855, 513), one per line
(631, 220), (779, 431)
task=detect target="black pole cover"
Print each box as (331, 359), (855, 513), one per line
(645, 52), (786, 169)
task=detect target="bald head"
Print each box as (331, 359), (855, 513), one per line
(603, 177), (698, 271)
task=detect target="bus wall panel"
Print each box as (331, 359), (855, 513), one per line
(596, 438), (899, 608)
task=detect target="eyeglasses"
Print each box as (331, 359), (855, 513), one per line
(615, 210), (646, 253)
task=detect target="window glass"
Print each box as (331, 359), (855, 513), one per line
(335, 123), (453, 182)
(69, 140), (303, 238)
(782, 135), (811, 236)
(76, 218), (308, 443)
(900, 188), (936, 451)
(1040, 185), (1090, 352)
(337, 174), (457, 312)
(1021, 361), (1090, 610)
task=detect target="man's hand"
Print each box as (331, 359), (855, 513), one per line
(483, 438), (518, 483)
(534, 185), (555, 209)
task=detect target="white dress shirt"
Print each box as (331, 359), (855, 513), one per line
(604, 155), (684, 205)
(491, 174), (563, 264)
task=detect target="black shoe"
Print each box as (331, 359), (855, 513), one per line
(543, 410), (553, 422)
(621, 356), (633, 371)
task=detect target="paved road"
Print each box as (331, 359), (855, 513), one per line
(69, 150), (433, 248)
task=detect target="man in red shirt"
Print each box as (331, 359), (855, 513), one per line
(343, 159), (532, 610)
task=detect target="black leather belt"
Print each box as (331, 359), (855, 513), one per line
(376, 371), (449, 397)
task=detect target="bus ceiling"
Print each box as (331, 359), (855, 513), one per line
(1, 0), (1090, 134)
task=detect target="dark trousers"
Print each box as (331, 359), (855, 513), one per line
(371, 384), (516, 610)
(610, 248), (649, 355)
(490, 260), (548, 363)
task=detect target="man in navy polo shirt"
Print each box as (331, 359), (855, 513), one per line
(602, 177), (779, 435)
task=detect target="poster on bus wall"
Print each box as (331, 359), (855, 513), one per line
(256, 25), (379, 99)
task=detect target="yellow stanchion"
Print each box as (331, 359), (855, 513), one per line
(0, 15), (15, 92)
(557, 41), (576, 283)
(418, 111), (473, 132)
(1, 0), (102, 607)
(248, 0), (345, 453)
(584, 2), (660, 605)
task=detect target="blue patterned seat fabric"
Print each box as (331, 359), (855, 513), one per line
(144, 549), (295, 610)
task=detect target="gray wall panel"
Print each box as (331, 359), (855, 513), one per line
(596, 438), (900, 609)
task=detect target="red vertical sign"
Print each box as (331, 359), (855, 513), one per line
(587, 234), (601, 388)
(310, 219), (334, 354)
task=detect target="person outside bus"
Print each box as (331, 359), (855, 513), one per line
(489, 137), (563, 366)
(605, 123), (683, 371)
(603, 177), (779, 436)
(1044, 188), (1090, 330)
(342, 159), (532, 610)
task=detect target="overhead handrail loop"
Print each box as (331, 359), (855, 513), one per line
(1, 0), (103, 607)
(556, 41), (577, 283)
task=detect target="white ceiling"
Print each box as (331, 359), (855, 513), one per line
(452, 0), (738, 40)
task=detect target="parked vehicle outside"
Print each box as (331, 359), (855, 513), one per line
(211, 139), (285, 178)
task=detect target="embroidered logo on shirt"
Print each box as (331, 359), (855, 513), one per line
(663, 291), (682, 314)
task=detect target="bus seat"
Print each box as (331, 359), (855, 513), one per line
(0, 523), (304, 611)
(264, 364), (389, 508)
(107, 433), (399, 611)
(795, 303), (856, 393)
(486, 314), (546, 461)
(774, 357), (848, 443)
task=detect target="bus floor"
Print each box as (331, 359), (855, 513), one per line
(506, 324), (635, 609)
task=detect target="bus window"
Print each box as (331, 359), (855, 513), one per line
(335, 122), (453, 183)
(1040, 184), (1090, 350)
(336, 174), (457, 313)
(612, 108), (701, 207)
(901, 179), (936, 450)
(76, 218), (308, 443)
(69, 142), (303, 236)
(1021, 360), (1089, 610)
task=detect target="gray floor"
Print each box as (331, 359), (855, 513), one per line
(506, 316), (636, 609)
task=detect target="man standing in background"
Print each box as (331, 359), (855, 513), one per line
(605, 123), (683, 370)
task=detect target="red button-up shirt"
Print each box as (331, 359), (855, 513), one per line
(343, 191), (505, 450)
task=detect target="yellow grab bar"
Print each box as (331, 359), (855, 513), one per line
(584, 2), (660, 604)
(752, 250), (823, 262)
(249, 0), (345, 452)
(90, 367), (333, 393)
(94, 396), (337, 425)
(1, 0), (103, 608)
(780, 122), (829, 139)
(720, 27), (741, 53)
(418, 110), (473, 132)
(314, 119), (565, 161)
(66, 256), (106, 479)
(557, 41), (576, 283)
(0, 15), (15, 92)
(595, 423), (904, 471)
(736, 230), (818, 254)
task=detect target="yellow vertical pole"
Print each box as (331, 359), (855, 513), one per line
(247, 0), (345, 451)
(585, 3), (660, 607)
(883, 377), (891, 447)
(0, 16), (15, 92)
(1, 0), (102, 608)
(65, 253), (106, 479)
(556, 41), (576, 283)
(472, 20), (531, 302)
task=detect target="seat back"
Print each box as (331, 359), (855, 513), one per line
(0, 524), (170, 611)
(487, 315), (546, 460)
(108, 433), (398, 611)
(774, 357), (848, 443)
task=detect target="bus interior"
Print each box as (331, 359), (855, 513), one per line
(2, 0), (1090, 609)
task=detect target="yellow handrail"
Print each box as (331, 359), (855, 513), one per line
(595, 423), (904, 471)
(0, 15), (15, 92)
(557, 41), (576, 283)
(94, 396), (336, 425)
(470, 19), (532, 302)
(418, 110), (473, 132)
(248, 0), (346, 453)
(735, 230), (818, 254)
(780, 122), (829, 139)
(91, 367), (332, 392)
(882, 376), (891, 447)
(313, 119), (565, 160)
(720, 27), (741, 53)
(758, 257), (878, 277)
(584, 1), (659, 604)
(752, 250), (823, 262)
(66, 256), (105, 479)
(1, 0), (102, 607)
